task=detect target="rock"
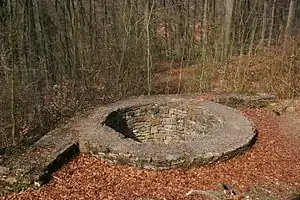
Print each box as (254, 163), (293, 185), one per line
(79, 140), (90, 153)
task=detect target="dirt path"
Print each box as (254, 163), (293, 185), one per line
(152, 61), (198, 94)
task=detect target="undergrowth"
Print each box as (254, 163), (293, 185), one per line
(186, 38), (300, 99)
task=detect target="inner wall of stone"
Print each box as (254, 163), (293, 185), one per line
(104, 103), (218, 144)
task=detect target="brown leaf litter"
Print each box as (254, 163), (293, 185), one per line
(1, 108), (300, 200)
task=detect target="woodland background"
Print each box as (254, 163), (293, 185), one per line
(0, 0), (299, 148)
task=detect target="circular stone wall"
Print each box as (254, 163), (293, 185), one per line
(79, 95), (257, 170)
(104, 102), (220, 144)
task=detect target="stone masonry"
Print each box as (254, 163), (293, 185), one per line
(0, 94), (260, 189)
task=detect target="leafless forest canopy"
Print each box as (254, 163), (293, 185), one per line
(0, 0), (299, 148)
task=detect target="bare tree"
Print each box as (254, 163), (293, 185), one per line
(144, 0), (155, 95)
(268, 0), (276, 46)
(285, 0), (296, 41)
(224, 0), (234, 57)
(202, 0), (208, 59)
(260, 0), (268, 44)
(248, 16), (258, 56)
(6, 0), (17, 145)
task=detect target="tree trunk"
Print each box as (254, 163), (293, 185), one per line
(144, 0), (154, 95)
(7, 0), (16, 145)
(248, 17), (258, 56)
(202, 0), (208, 60)
(285, 0), (296, 41)
(224, 0), (234, 57)
(260, 0), (268, 44)
(268, 0), (276, 46)
(238, 0), (245, 56)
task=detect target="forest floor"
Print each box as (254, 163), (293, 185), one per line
(1, 63), (300, 200)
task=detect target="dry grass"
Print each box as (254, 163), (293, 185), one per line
(185, 39), (300, 98)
